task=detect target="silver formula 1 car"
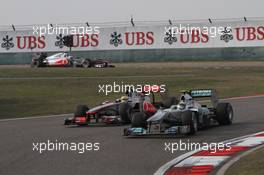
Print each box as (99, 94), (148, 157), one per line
(31, 52), (115, 68)
(124, 89), (234, 136)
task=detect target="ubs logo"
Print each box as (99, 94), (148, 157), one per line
(1, 35), (14, 50)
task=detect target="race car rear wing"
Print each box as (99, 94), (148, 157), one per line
(189, 89), (219, 108)
(190, 89), (214, 97)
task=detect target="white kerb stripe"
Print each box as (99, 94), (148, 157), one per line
(174, 156), (229, 167)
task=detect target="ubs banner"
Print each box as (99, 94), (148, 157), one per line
(1, 20), (264, 53)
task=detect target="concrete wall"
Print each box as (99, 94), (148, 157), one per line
(0, 46), (263, 64)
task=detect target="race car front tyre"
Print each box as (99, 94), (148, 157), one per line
(131, 112), (147, 128)
(64, 118), (74, 125)
(30, 62), (36, 68)
(188, 113), (198, 135)
(103, 62), (108, 67)
(74, 105), (89, 117)
(215, 103), (233, 125)
(181, 111), (197, 135)
(72, 62), (78, 68)
(119, 102), (132, 123)
(31, 61), (40, 68)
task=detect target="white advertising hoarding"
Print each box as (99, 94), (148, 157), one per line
(1, 20), (264, 53)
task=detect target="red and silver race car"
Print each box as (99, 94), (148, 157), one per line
(31, 52), (115, 68)
(64, 100), (123, 126)
(31, 52), (72, 67)
(64, 87), (177, 126)
(64, 95), (133, 126)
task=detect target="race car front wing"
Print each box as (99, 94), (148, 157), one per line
(123, 125), (191, 136)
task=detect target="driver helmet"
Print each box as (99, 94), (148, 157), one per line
(120, 96), (128, 102)
(178, 101), (186, 110)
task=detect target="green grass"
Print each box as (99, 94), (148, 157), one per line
(225, 147), (264, 175)
(0, 62), (264, 119)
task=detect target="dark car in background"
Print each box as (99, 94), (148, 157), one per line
(31, 52), (115, 68)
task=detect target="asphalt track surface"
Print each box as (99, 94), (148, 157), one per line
(0, 97), (264, 175)
(0, 74), (192, 80)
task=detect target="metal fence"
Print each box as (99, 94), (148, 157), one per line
(1, 17), (264, 31)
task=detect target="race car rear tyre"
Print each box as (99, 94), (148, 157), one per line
(163, 96), (178, 108)
(215, 103), (233, 125)
(74, 105), (89, 117)
(181, 111), (197, 135)
(131, 112), (147, 128)
(82, 59), (91, 68)
(119, 102), (132, 123)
